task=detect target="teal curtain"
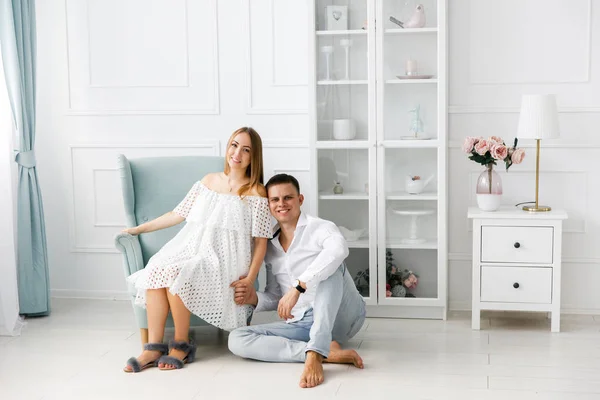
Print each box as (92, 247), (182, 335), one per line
(0, 0), (50, 316)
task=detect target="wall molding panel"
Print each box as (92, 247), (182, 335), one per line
(243, 0), (308, 114)
(467, 0), (592, 85)
(68, 143), (220, 253)
(65, 0), (221, 115)
(449, 106), (600, 114)
(270, 0), (308, 87)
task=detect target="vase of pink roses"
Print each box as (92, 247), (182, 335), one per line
(463, 136), (525, 211)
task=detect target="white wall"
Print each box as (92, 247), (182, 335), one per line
(36, 0), (600, 313)
(447, 0), (600, 313)
(0, 46), (21, 335)
(36, 0), (312, 299)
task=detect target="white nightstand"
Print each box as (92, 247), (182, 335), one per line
(468, 207), (568, 332)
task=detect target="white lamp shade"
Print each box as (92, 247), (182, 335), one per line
(517, 95), (560, 139)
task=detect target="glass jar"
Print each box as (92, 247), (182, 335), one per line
(476, 164), (502, 211)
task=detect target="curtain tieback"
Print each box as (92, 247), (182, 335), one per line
(15, 150), (37, 168)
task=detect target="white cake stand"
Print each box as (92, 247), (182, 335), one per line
(390, 208), (434, 244)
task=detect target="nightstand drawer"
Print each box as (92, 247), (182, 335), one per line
(481, 226), (553, 264)
(480, 266), (552, 303)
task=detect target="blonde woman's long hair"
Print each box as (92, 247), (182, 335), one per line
(223, 127), (264, 197)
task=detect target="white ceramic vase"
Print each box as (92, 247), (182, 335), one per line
(332, 119), (356, 140)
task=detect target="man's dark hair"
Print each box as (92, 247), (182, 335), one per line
(265, 173), (300, 194)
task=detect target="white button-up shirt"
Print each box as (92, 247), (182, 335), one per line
(255, 212), (349, 322)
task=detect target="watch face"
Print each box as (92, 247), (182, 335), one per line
(293, 279), (300, 287)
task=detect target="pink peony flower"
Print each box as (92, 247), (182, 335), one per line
(511, 148), (525, 164)
(489, 136), (503, 144)
(403, 274), (418, 289)
(474, 139), (490, 156)
(491, 144), (508, 160)
(462, 136), (477, 153)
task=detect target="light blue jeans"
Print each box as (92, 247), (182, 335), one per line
(228, 264), (366, 362)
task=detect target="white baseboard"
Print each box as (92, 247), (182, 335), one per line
(556, 307), (600, 316)
(450, 301), (600, 315)
(449, 301), (472, 311)
(51, 289), (130, 301)
(49, 292), (600, 316)
(366, 305), (445, 319)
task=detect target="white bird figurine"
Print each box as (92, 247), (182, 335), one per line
(403, 4), (426, 28)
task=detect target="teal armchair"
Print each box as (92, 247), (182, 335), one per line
(114, 154), (224, 344)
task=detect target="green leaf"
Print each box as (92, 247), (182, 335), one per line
(469, 151), (497, 166)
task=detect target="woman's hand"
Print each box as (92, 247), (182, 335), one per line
(121, 227), (141, 235)
(277, 288), (300, 320)
(236, 276), (254, 290)
(230, 276), (257, 305)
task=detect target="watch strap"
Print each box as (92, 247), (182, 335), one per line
(294, 282), (306, 293)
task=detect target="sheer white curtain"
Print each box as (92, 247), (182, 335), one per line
(0, 45), (23, 336)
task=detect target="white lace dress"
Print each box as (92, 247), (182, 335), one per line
(127, 181), (272, 331)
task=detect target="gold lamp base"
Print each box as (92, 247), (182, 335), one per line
(523, 205), (552, 212)
(524, 139), (552, 213)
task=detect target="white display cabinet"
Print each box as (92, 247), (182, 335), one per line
(309, 0), (446, 319)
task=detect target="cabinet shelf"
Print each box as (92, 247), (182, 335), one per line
(317, 80), (368, 85)
(316, 30), (367, 36)
(315, 140), (370, 149)
(385, 28), (438, 35)
(347, 239), (369, 248)
(386, 79), (438, 84)
(380, 297), (442, 307)
(386, 191), (437, 201)
(382, 140), (439, 148)
(319, 192), (368, 200)
(386, 240), (438, 249)
(343, 239), (438, 250)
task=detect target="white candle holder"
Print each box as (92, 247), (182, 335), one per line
(406, 59), (418, 76)
(340, 39), (353, 81)
(320, 45), (334, 80)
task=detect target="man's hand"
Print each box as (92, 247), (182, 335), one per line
(277, 288), (301, 320)
(230, 276), (258, 306)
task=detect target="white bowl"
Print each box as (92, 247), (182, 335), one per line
(338, 226), (365, 241)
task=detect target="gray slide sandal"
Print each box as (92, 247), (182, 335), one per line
(158, 340), (197, 370)
(124, 342), (169, 373)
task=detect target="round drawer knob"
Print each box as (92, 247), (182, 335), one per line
(513, 282), (520, 289)
(514, 242), (521, 249)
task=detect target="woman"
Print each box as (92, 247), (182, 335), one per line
(123, 127), (271, 372)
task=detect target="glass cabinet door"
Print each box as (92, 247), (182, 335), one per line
(311, 0), (377, 304)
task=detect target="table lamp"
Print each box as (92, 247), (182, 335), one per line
(516, 94), (560, 212)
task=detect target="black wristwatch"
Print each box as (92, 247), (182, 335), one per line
(293, 279), (306, 293)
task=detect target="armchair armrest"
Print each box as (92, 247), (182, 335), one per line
(114, 233), (145, 277)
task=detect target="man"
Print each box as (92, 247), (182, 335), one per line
(228, 174), (366, 389)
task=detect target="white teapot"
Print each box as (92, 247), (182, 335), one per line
(405, 174), (434, 194)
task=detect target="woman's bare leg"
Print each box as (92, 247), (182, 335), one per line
(147, 288), (170, 343)
(124, 288), (170, 371)
(159, 291), (192, 369)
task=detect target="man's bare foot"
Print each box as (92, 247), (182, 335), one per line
(300, 351), (325, 388)
(323, 341), (364, 369)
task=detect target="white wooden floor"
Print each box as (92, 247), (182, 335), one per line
(2, 299), (600, 400)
